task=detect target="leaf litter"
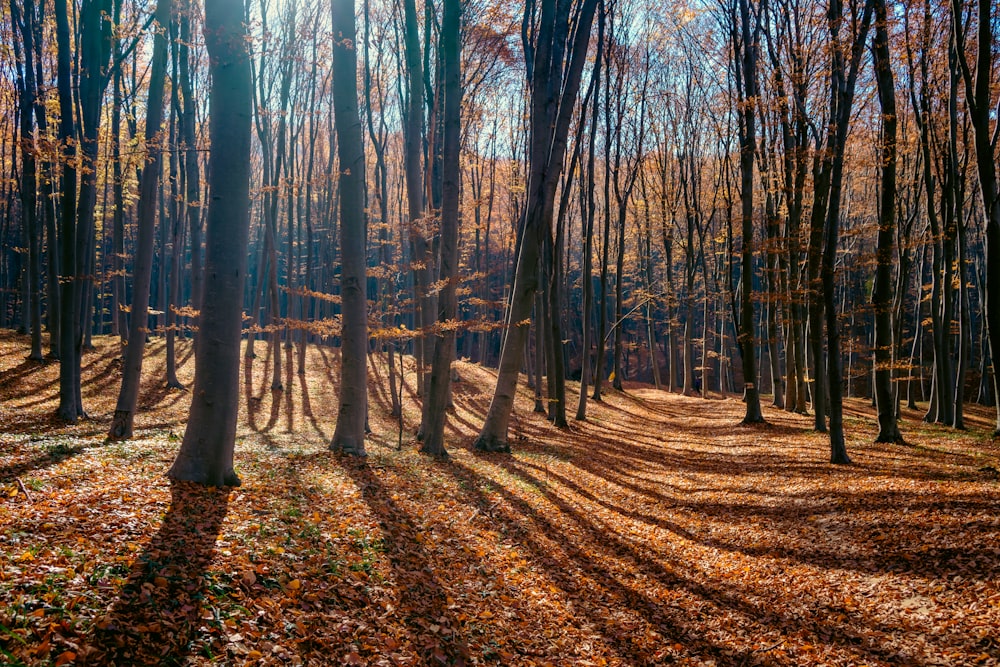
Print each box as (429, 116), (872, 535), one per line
(1, 331), (999, 665)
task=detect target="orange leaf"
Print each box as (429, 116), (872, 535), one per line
(54, 651), (76, 666)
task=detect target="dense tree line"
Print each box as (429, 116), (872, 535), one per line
(0, 0), (997, 482)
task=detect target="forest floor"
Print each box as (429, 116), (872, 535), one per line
(1, 330), (999, 666)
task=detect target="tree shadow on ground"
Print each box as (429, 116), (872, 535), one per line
(342, 458), (473, 665)
(446, 454), (926, 666)
(0, 439), (92, 483)
(85, 482), (230, 665)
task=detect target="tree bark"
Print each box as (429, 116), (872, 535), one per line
(108, 0), (172, 440)
(421, 0), (462, 457)
(169, 0), (252, 486)
(329, 0), (368, 456)
(474, 0), (599, 452)
(871, 0), (903, 444)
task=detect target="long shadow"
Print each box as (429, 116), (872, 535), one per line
(476, 455), (924, 666)
(0, 357), (51, 391)
(0, 440), (91, 483)
(513, 457), (1000, 584)
(243, 357), (262, 431)
(88, 482), (230, 665)
(341, 459), (473, 664)
(437, 456), (738, 664)
(296, 366), (326, 438)
(284, 345), (295, 433)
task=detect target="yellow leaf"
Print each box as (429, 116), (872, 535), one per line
(247, 650), (263, 659)
(287, 579), (301, 590)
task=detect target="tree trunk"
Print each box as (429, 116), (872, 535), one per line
(108, 0), (172, 440)
(329, 0), (368, 456)
(55, 0), (80, 422)
(871, 0), (903, 444)
(734, 0), (764, 424)
(951, 0), (1000, 434)
(421, 0), (461, 457)
(169, 0), (252, 486)
(474, 0), (599, 452)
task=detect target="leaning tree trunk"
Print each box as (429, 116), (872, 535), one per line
(169, 0), (252, 486)
(474, 0), (599, 452)
(575, 12), (602, 421)
(329, 0), (368, 456)
(108, 0), (172, 440)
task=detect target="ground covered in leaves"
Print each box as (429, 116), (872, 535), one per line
(1, 331), (999, 666)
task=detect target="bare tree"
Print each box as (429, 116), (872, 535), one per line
(474, 0), (598, 452)
(329, 0), (368, 456)
(169, 0), (253, 486)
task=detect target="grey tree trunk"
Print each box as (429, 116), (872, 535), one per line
(402, 0), (431, 401)
(733, 0), (764, 424)
(108, 0), (172, 440)
(821, 0), (873, 464)
(575, 10), (602, 421)
(951, 0), (1000, 434)
(474, 0), (599, 452)
(329, 0), (368, 456)
(10, 0), (43, 361)
(871, 0), (903, 444)
(169, 0), (252, 486)
(55, 0), (80, 422)
(421, 0), (462, 457)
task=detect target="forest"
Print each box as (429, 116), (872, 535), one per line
(1, 0), (999, 663)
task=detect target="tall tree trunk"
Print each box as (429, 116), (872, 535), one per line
(871, 0), (903, 444)
(10, 0), (43, 361)
(107, 0), (172, 440)
(575, 8), (602, 420)
(55, 0), (80, 421)
(169, 0), (252, 486)
(179, 0), (202, 326)
(111, 3), (128, 346)
(402, 0), (431, 400)
(733, 0), (764, 424)
(474, 0), (599, 451)
(821, 0), (873, 464)
(951, 0), (1000, 434)
(421, 0), (462, 457)
(329, 0), (368, 456)
(165, 30), (183, 389)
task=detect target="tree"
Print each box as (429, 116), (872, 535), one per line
(817, 0), (874, 463)
(474, 0), (598, 452)
(871, 0), (903, 444)
(329, 0), (368, 456)
(9, 0), (43, 361)
(54, 0), (80, 421)
(108, 0), (173, 440)
(421, 0), (462, 457)
(168, 0), (253, 486)
(952, 0), (1000, 434)
(729, 0), (765, 423)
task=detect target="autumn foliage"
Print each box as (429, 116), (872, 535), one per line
(1, 332), (999, 665)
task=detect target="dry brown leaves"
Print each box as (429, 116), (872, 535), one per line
(1, 330), (999, 666)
